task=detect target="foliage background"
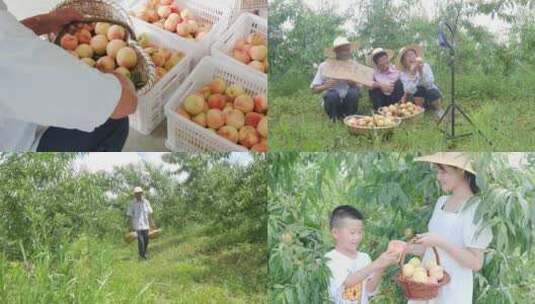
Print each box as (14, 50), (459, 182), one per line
(268, 152), (535, 303)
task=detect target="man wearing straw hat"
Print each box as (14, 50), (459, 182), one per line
(0, 1), (138, 152)
(311, 37), (361, 121)
(127, 187), (156, 260)
(404, 152), (492, 304)
(368, 48), (405, 110)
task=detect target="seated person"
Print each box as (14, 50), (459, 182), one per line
(368, 48), (404, 110)
(311, 37), (360, 122)
(398, 44), (445, 118)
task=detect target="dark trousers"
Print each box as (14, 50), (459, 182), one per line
(368, 79), (404, 110)
(323, 87), (360, 121)
(37, 118), (129, 152)
(137, 229), (149, 259)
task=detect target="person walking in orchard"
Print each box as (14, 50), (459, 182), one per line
(126, 187), (156, 260)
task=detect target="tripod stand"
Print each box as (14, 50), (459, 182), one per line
(437, 21), (492, 146)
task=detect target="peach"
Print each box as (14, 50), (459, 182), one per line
(183, 94), (206, 115)
(176, 106), (191, 120)
(187, 20), (199, 33)
(138, 33), (151, 48)
(199, 86), (212, 99)
(225, 84), (245, 100)
(156, 67), (168, 80)
(249, 45), (267, 61)
(147, 9), (159, 22)
(106, 39), (127, 59)
(207, 94), (226, 110)
(136, 10), (150, 22)
(107, 25), (126, 41)
(192, 112), (206, 127)
(116, 47), (138, 69)
(151, 51), (167, 67)
(144, 46), (158, 55)
(251, 141), (267, 152)
(233, 49), (251, 64)
(164, 13), (181, 32)
(157, 5), (172, 19)
(158, 48), (172, 61)
(81, 57), (96, 67)
(96, 56), (116, 71)
(249, 60), (265, 73)
(224, 109), (245, 129)
(238, 126), (259, 148)
(75, 44), (94, 58)
(115, 66), (132, 79)
(160, 0), (173, 5)
(176, 23), (190, 36)
(169, 3), (180, 13)
(180, 9), (192, 20)
(254, 94), (268, 113)
(209, 78), (226, 94)
(60, 34), (78, 51)
(387, 240), (407, 255)
(217, 126), (239, 143)
(164, 52), (184, 70)
(245, 112), (264, 128)
(247, 33), (266, 46)
(95, 22), (111, 36)
(234, 38), (247, 50)
(257, 117), (268, 138)
(90, 34), (109, 55)
(76, 29), (92, 44)
(206, 109), (225, 129)
(234, 94), (255, 113)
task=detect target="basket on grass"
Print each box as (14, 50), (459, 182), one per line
(394, 246), (451, 300)
(343, 115), (402, 136)
(50, 0), (156, 94)
(377, 102), (425, 122)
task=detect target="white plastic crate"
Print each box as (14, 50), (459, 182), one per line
(122, 0), (234, 63)
(228, 0), (267, 24)
(212, 12), (267, 78)
(129, 18), (194, 135)
(164, 56), (266, 152)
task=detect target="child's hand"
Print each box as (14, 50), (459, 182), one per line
(375, 250), (399, 269)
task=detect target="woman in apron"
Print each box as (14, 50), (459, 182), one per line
(407, 152), (493, 304)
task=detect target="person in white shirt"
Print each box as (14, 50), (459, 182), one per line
(325, 205), (399, 304)
(406, 153), (493, 304)
(0, 1), (137, 151)
(398, 44), (445, 118)
(126, 187), (156, 260)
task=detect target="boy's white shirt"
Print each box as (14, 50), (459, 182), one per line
(325, 249), (378, 304)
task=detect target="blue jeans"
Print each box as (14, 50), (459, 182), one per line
(323, 87), (360, 121)
(137, 229), (149, 259)
(37, 118), (129, 152)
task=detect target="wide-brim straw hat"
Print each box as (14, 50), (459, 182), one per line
(414, 152), (476, 175)
(134, 186), (144, 193)
(324, 36), (359, 58)
(398, 44), (424, 70)
(367, 48), (396, 66)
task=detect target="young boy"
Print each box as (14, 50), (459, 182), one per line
(325, 205), (399, 303)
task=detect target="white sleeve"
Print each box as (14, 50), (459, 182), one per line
(310, 62), (327, 88)
(0, 20), (121, 132)
(146, 200), (153, 214)
(400, 71), (419, 94)
(420, 63), (435, 88)
(462, 201), (493, 249)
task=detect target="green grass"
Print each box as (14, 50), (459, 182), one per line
(270, 88), (535, 151)
(0, 224), (266, 304)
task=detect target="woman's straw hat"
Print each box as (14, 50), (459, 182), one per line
(398, 43), (424, 69)
(415, 152), (476, 175)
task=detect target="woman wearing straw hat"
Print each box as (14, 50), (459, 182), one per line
(398, 44), (445, 118)
(0, 1), (137, 152)
(368, 48), (405, 110)
(405, 153), (492, 304)
(311, 37), (361, 121)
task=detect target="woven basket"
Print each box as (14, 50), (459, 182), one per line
(343, 115), (401, 136)
(124, 231), (137, 243)
(378, 104), (425, 122)
(50, 0), (156, 94)
(394, 245), (451, 300)
(149, 228), (162, 239)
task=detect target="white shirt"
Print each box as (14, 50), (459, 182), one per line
(400, 63), (440, 94)
(0, 1), (121, 151)
(408, 195), (493, 304)
(325, 249), (377, 304)
(126, 198), (153, 231)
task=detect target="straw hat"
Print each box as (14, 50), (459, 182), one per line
(324, 36), (359, 58)
(398, 44), (424, 69)
(414, 152), (476, 175)
(367, 48), (396, 66)
(134, 186), (144, 193)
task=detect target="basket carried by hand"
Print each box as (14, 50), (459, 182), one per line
(124, 231), (137, 243)
(149, 228), (162, 239)
(50, 0), (156, 93)
(394, 245), (451, 300)
(343, 115), (402, 136)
